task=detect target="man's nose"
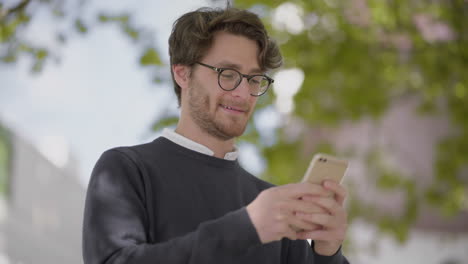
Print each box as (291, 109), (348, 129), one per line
(230, 77), (251, 99)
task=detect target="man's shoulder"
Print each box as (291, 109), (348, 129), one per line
(238, 167), (276, 191)
(101, 137), (169, 164)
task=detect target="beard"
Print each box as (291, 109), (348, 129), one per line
(187, 80), (251, 141)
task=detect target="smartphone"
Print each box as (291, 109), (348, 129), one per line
(301, 153), (349, 185)
(291, 153), (348, 232)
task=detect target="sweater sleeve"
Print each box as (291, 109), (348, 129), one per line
(82, 149), (261, 264)
(285, 239), (350, 264)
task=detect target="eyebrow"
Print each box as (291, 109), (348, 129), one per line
(216, 61), (264, 75)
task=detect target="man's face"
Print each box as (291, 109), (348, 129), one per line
(187, 32), (261, 140)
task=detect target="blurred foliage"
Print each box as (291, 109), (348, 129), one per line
(0, 124), (12, 198)
(1, 0), (467, 248)
(231, 0), (468, 245)
(0, 0), (162, 75)
(151, 116), (179, 132)
(140, 47), (162, 66)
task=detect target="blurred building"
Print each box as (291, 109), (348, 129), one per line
(0, 123), (85, 264)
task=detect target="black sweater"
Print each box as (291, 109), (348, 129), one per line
(82, 137), (348, 264)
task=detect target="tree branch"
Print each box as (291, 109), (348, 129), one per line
(0, 0), (31, 21)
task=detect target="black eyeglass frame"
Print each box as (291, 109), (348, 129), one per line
(195, 62), (274, 97)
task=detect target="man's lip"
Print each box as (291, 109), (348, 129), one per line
(219, 104), (247, 112)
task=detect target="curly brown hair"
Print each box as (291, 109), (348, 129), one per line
(168, 7), (283, 106)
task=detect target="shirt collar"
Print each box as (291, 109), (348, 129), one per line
(162, 128), (239, 161)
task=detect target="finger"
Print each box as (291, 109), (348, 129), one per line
(297, 213), (334, 228)
(323, 181), (347, 205)
(282, 183), (329, 199)
(289, 212), (322, 231)
(300, 196), (328, 214)
(309, 196), (343, 216)
(297, 225), (347, 241)
(301, 195), (326, 201)
(296, 229), (332, 241)
(288, 221), (320, 233)
(283, 224), (298, 241)
(286, 199), (327, 215)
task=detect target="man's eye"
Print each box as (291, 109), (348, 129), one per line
(250, 76), (265, 85)
(221, 73), (235, 79)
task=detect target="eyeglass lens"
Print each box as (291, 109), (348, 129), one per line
(219, 69), (269, 95)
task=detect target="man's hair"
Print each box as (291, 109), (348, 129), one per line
(168, 7), (283, 106)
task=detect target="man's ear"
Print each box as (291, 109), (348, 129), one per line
(172, 64), (191, 90)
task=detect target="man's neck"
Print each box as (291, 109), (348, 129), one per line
(175, 121), (235, 159)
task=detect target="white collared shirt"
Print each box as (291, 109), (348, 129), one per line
(162, 128), (239, 161)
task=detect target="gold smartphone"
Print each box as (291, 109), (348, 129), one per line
(301, 153), (349, 185)
(291, 153), (349, 232)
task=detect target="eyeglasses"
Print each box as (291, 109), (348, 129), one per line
(195, 62), (274, 96)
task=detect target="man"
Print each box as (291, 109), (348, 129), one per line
(83, 7), (349, 264)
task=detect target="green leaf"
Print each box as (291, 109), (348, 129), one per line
(97, 13), (130, 23)
(376, 172), (404, 190)
(0, 125), (12, 197)
(75, 19), (88, 34)
(0, 15), (25, 43)
(152, 76), (162, 83)
(151, 116), (179, 132)
(123, 25), (139, 40)
(1, 54), (17, 63)
(31, 61), (43, 73)
(36, 49), (48, 60)
(140, 48), (162, 66)
(52, 8), (65, 18)
(98, 14), (109, 23)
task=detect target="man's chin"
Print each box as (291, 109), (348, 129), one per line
(213, 125), (247, 141)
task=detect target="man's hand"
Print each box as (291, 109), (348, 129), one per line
(246, 182), (328, 244)
(296, 180), (348, 256)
